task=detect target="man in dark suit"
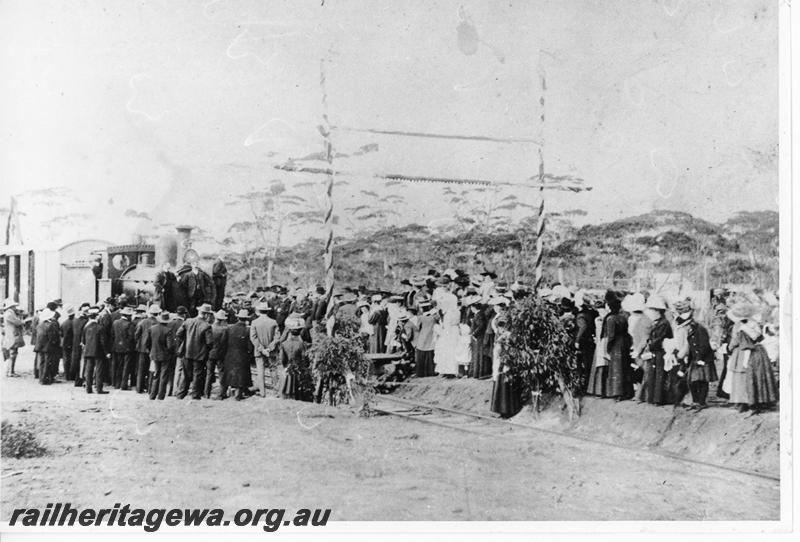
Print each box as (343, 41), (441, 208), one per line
(81, 307), (108, 394)
(111, 306), (136, 389)
(175, 303), (214, 400)
(60, 306), (75, 380)
(145, 311), (174, 400)
(206, 310), (229, 398)
(154, 263), (178, 313)
(98, 299), (115, 386)
(35, 309), (61, 385)
(71, 304), (90, 386)
(166, 305), (188, 397)
(179, 263), (204, 317)
(133, 305), (159, 393)
(212, 257), (227, 310)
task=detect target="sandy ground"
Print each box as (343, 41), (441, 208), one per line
(1, 346), (779, 521)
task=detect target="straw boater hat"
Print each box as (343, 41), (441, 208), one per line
(121, 306), (134, 316)
(462, 295), (481, 307)
(256, 301), (270, 312)
(726, 302), (758, 323)
(135, 304), (147, 312)
(3, 298), (18, 310)
(285, 316), (304, 330)
(148, 305), (162, 315)
(236, 309), (250, 320)
(646, 295), (668, 311)
(214, 310), (227, 320)
(622, 292), (646, 313)
(198, 303), (213, 314)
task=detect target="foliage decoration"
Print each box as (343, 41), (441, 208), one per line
(308, 331), (372, 408)
(499, 295), (581, 419)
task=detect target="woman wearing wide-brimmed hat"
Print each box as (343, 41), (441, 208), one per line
(726, 303), (777, 413)
(639, 294), (673, 405)
(279, 316), (309, 400)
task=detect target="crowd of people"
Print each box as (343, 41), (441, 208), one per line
(0, 266), (779, 417)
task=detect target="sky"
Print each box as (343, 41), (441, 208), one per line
(0, 0), (779, 249)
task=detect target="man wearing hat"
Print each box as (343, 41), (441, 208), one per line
(223, 309), (255, 400)
(145, 310), (174, 400)
(2, 299), (24, 377)
(166, 306), (188, 397)
(97, 300), (115, 386)
(111, 306), (136, 389)
(206, 310), (229, 399)
(81, 307), (108, 394)
(175, 303), (214, 400)
(133, 305), (159, 393)
(249, 301), (278, 398)
(59, 306), (76, 380)
(34, 308), (61, 385)
(70, 303), (91, 386)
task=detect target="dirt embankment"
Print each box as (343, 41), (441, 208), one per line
(391, 377), (779, 478)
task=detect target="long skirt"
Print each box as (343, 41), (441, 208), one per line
(415, 350), (435, 377)
(470, 336), (489, 378)
(435, 325), (460, 375)
(746, 355), (778, 406)
(280, 367), (301, 400)
(577, 345), (595, 392)
(491, 374), (521, 417)
(605, 351), (627, 398)
(586, 365), (608, 397)
(640, 352), (667, 405)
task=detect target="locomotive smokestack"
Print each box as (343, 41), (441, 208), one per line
(176, 225), (194, 266)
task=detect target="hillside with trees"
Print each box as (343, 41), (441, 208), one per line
(216, 209), (779, 293)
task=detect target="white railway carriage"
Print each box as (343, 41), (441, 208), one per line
(0, 239), (113, 314)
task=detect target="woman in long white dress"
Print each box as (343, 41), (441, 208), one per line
(433, 280), (461, 376)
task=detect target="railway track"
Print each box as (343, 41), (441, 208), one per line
(371, 394), (781, 483)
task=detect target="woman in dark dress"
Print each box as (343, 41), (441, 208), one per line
(640, 295), (673, 405)
(602, 291), (632, 400)
(467, 298), (489, 378)
(222, 310), (254, 400)
(279, 317), (310, 400)
(573, 291), (598, 394)
(490, 316), (520, 418)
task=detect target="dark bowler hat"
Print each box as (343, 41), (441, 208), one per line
(176, 306), (188, 316)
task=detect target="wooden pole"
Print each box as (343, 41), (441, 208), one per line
(320, 55), (336, 336)
(533, 58), (546, 292)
